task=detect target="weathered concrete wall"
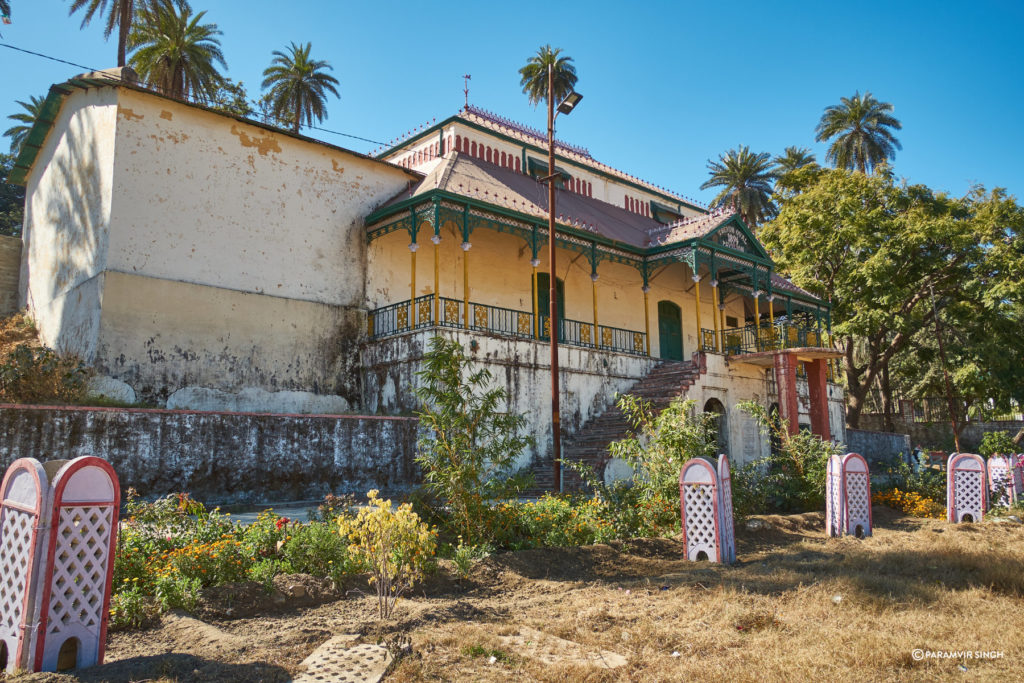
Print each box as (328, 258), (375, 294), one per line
(108, 88), (412, 308)
(361, 329), (657, 469)
(94, 271), (364, 406)
(0, 404), (419, 504)
(846, 428), (912, 466)
(20, 84), (418, 409)
(0, 235), (21, 316)
(20, 87), (118, 358)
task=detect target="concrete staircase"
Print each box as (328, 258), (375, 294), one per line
(529, 353), (707, 493)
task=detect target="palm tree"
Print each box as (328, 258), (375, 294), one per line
(815, 91), (902, 174)
(128, 0), (225, 102)
(261, 42), (339, 135)
(68, 0), (149, 68)
(4, 95), (46, 154)
(700, 146), (777, 227)
(1, 1), (11, 21)
(773, 146), (817, 174)
(518, 45), (577, 107)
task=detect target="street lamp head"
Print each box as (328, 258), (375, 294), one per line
(557, 91), (583, 115)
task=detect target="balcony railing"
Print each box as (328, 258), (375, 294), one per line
(702, 320), (829, 355)
(369, 295), (647, 356)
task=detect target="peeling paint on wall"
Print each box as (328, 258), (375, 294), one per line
(230, 124), (282, 156)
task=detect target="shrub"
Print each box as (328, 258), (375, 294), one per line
(734, 401), (843, 514)
(279, 520), (358, 584)
(159, 536), (252, 587)
(565, 395), (715, 538)
(873, 488), (945, 518)
(338, 490), (437, 619)
(108, 585), (155, 630)
(883, 460), (946, 503)
(154, 573), (202, 612)
(0, 343), (90, 404)
(979, 431), (1017, 457)
(451, 538), (491, 579)
(414, 336), (534, 546)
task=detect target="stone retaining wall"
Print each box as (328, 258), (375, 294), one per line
(0, 404), (419, 504)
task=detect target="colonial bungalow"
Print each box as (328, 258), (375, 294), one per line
(9, 73), (844, 489)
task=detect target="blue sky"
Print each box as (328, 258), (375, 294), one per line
(3, 0), (1022, 204)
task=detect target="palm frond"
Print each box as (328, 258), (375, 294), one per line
(3, 95), (46, 154)
(518, 44), (578, 108)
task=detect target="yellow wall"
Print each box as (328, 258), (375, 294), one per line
(367, 225), (754, 360)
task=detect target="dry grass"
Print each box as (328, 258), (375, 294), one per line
(0, 310), (39, 356)
(19, 507), (1024, 682)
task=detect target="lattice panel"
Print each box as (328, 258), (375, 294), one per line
(0, 507), (36, 643)
(845, 472), (870, 530)
(683, 484), (716, 560)
(953, 471), (983, 522)
(46, 507), (112, 637)
(601, 328), (612, 347)
(473, 306), (488, 328)
(828, 472), (843, 537)
(517, 313), (532, 336)
(417, 299), (432, 325)
(633, 333), (644, 352)
(990, 464), (1012, 506)
(396, 306), (408, 329)
(719, 476), (735, 562)
(580, 325), (591, 345)
(444, 300), (460, 324)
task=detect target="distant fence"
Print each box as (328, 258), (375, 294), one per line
(846, 428), (911, 467)
(0, 404), (420, 504)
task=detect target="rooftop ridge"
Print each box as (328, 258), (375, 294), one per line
(375, 106), (709, 212)
(462, 104), (593, 158)
(645, 206), (734, 245)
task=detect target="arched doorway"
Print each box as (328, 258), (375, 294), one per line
(658, 301), (683, 360)
(535, 273), (565, 341)
(704, 398), (728, 455)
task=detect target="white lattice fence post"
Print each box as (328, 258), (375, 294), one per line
(0, 459), (51, 673)
(841, 453), (872, 538)
(1013, 455), (1024, 500)
(716, 455), (735, 564)
(947, 453), (986, 523)
(679, 459), (721, 562)
(32, 457), (120, 673)
(987, 456), (1015, 507)
(825, 454), (843, 537)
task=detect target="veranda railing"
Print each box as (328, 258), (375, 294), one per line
(369, 295), (647, 356)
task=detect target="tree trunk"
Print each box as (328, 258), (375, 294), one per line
(293, 91), (301, 134)
(881, 358), (894, 432)
(117, 0), (130, 67)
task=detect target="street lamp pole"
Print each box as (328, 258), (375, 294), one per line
(544, 63), (582, 492)
(547, 63), (561, 492)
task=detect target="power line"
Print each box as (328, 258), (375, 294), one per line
(2, 41), (389, 149)
(1, 42), (100, 74)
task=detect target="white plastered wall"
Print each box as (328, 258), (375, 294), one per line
(21, 87), (119, 361)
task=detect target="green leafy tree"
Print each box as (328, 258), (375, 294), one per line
(208, 77), (253, 118)
(260, 42), (339, 134)
(68, 0), (146, 68)
(4, 95), (45, 154)
(815, 91), (902, 174)
(700, 145), (777, 227)
(128, 0), (225, 102)
(0, 153), (25, 237)
(760, 168), (1024, 428)
(518, 44), (578, 107)
(773, 146), (818, 194)
(413, 336), (534, 546)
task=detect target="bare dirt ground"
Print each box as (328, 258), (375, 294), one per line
(14, 507), (1024, 682)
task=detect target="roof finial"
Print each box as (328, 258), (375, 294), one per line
(463, 74), (472, 108)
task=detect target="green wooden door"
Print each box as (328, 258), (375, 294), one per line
(658, 300), (683, 360)
(535, 273), (565, 340)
